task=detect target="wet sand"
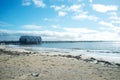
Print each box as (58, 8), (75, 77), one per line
(0, 46), (120, 80)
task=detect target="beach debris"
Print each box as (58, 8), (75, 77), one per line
(115, 63), (120, 67)
(0, 48), (33, 56)
(82, 57), (115, 66)
(97, 60), (112, 65)
(61, 55), (81, 60)
(83, 57), (96, 62)
(90, 57), (96, 60)
(65, 55), (73, 58)
(73, 55), (81, 60)
(31, 72), (39, 77)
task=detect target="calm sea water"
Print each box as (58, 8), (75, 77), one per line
(9, 41), (120, 63)
(17, 41), (120, 52)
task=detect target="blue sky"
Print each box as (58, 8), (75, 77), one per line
(0, 0), (120, 41)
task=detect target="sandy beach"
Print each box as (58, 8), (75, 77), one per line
(0, 46), (120, 80)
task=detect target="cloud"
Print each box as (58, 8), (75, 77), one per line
(50, 4), (83, 14)
(0, 21), (14, 27)
(22, 0), (31, 6)
(99, 21), (114, 28)
(67, 0), (82, 3)
(58, 11), (67, 16)
(107, 12), (120, 24)
(22, 24), (42, 30)
(22, 0), (46, 8)
(51, 4), (98, 21)
(92, 4), (118, 13)
(72, 14), (98, 21)
(109, 16), (120, 24)
(69, 4), (82, 12)
(39, 30), (81, 41)
(50, 5), (67, 16)
(85, 31), (120, 41)
(64, 27), (97, 33)
(99, 21), (120, 33)
(1, 26), (120, 41)
(51, 25), (60, 29)
(89, 0), (93, 3)
(32, 0), (46, 8)
(69, 4), (98, 21)
(50, 5), (65, 11)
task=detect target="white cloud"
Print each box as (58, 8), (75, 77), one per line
(73, 13), (98, 21)
(50, 4), (83, 14)
(69, 4), (82, 12)
(50, 5), (65, 11)
(22, 0), (45, 8)
(92, 4), (118, 13)
(110, 16), (120, 24)
(108, 12), (117, 16)
(58, 11), (67, 16)
(99, 21), (120, 33)
(51, 25), (60, 29)
(50, 5), (67, 16)
(1, 26), (120, 41)
(32, 0), (46, 8)
(89, 0), (93, 3)
(64, 27), (98, 33)
(107, 12), (120, 24)
(22, 24), (42, 30)
(99, 21), (114, 28)
(40, 31), (80, 41)
(51, 4), (98, 21)
(69, 4), (98, 21)
(22, 0), (31, 6)
(85, 31), (120, 41)
(73, 14), (87, 19)
(41, 30), (120, 41)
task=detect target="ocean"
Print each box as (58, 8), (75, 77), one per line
(8, 41), (120, 63)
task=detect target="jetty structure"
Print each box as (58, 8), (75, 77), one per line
(0, 36), (42, 44)
(19, 36), (42, 44)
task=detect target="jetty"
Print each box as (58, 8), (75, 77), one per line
(0, 41), (19, 45)
(0, 36), (42, 45)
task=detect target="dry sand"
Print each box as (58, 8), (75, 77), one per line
(0, 46), (120, 80)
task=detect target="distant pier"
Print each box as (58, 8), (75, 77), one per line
(0, 41), (20, 45)
(0, 40), (108, 45)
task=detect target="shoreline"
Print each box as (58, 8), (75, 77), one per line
(1, 45), (120, 65)
(0, 45), (120, 67)
(0, 45), (120, 80)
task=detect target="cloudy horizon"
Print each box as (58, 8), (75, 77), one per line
(0, 0), (120, 41)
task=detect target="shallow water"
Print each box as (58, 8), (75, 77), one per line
(15, 41), (120, 52)
(8, 41), (120, 63)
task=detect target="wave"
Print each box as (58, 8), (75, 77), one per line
(7, 44), (120, 63)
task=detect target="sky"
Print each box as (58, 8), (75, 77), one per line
(0, 0), (120, 41)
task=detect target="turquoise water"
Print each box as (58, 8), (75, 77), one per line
(18, 41), (120, 52)
(41, 41), (120, 51)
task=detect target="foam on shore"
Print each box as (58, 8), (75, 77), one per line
(0, 45), (120, 65)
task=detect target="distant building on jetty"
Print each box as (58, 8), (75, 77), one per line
(19, 36), (42, 44)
